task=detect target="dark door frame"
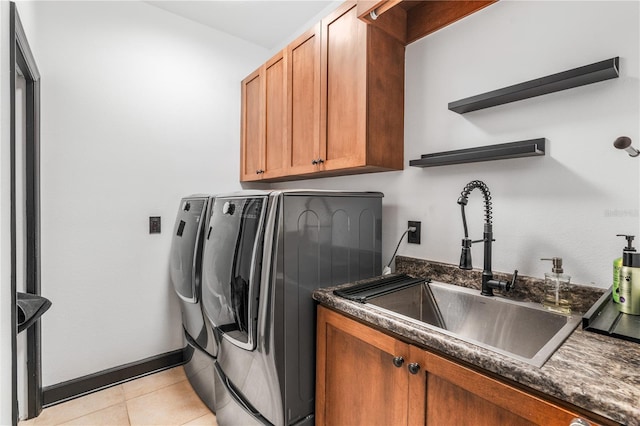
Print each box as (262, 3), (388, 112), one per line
(10, 2), (42, 424)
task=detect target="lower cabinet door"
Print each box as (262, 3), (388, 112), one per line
(316, 306), (410, 426)
(407, 345), (609, 426)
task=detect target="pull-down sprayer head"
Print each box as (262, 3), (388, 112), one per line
(459, 238), (473, 270)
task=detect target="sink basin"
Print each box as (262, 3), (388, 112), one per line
(366, 280), (581, 367)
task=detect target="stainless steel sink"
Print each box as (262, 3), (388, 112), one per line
(366, 280), (581, 367)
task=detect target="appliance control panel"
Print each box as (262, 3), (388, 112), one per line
(149, 216), (161, 234)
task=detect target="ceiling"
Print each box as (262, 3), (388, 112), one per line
(146, 1), (335, 50)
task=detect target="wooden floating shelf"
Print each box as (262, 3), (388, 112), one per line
(448, 57), (619, 114)
(409, 139), (546, 168)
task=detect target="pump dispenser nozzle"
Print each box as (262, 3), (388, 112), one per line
(541, 257), (564, 273)
(616, 234), (636, 252)
(616, 234), (640, 269)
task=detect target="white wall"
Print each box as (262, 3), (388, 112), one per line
(16, 1), (267, 386)
(1, 0), (14, 423)
(272, 0), (640, 288)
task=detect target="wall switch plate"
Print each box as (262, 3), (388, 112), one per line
(149, 216), (161, 234)
(408, 221), (421, 244)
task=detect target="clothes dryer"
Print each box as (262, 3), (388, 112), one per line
(201, 190), (383, 425)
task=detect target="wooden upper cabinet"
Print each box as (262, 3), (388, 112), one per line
(240, 1), (405, 182)
(240, 68), (263, 181)
(320, 3), (367, 171)
(240, 51), (287, 181)
(286, 24), (321, 177)
(319, 1), (404, 175)
(263, 52), (287, 179)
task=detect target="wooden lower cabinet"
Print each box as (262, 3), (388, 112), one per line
(316, 306), (615, 426)
(316, 305), (409, 425)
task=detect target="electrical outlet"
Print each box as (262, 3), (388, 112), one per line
(408, 221), (421, 244)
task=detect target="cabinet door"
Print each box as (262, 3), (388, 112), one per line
(320, 2), (368, 171)
(407, 345), (605, 426)
(262, 51), (287, 179)
(240, 52), (287, 182)
(240, 67), (264, 181)
(316, 306), (409, 426)
(287, 24), (321, 176)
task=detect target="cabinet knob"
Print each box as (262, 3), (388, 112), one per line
(311, 158), (324, 165)
(569, 419), (590, 426)
(392, 356), (404, 368)
(408, 362), (421, 375)
(256, 169), (264, 174)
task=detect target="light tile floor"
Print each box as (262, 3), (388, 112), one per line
(19, 367), (218, 426)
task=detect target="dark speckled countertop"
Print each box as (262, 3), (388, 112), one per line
(312, 257), (640, 426)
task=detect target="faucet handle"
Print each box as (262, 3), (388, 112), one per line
(506, 270), (518, 291)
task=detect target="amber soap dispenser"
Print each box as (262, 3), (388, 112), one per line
(540, 257), (572, 314)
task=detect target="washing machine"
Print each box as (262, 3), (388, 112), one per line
(169, 195), (217, 412)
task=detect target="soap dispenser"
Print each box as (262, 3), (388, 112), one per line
(540, 257), (572, 314)
(614, 234), (636, 303)
(618, 235), (640, 315)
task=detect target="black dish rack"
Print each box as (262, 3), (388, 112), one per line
(582, 288), (640, 344)
(334, 274), (427, 303)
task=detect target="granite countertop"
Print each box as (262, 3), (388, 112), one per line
(312, 257), (640, 426)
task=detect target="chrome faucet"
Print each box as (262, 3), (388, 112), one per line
(457, 180), (518, 296)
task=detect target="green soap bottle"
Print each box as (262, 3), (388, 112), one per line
(614, 257), (622, 303)
(614, 234), (635, 304)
